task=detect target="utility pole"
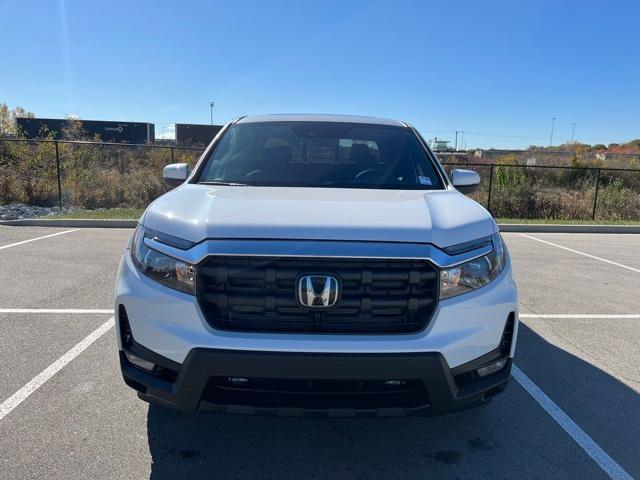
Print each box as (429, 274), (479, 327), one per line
(455, 131), (458, 150)
(209, 101), (215, 125)
(549, 117), (556, 146)
(570, 123), (577, 143)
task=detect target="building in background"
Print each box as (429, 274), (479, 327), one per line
(429, 138), (453, 151)
(175, 123), (223, 146)
(15, 117), (155, 143)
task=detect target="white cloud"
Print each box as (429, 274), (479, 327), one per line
(156, 123), (175, 140)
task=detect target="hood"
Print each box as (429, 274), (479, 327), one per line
(143, 184), (496, 248)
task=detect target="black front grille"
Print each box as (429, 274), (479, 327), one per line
(196, 256), (438, 334)
(203, 377), (429, 410)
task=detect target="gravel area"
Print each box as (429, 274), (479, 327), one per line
(0, 203), (75, 220)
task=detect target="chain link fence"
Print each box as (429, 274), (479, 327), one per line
(0, 139), (201, 209)
(441, 160), (640, 220)
(1, 138), (639, 220)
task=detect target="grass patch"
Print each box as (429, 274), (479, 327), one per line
(48, 208), (144, 220)
(497, 218), (640, 225)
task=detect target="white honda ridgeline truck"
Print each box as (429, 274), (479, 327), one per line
(115, 114), (518, 417)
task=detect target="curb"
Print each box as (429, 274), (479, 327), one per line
(498, 224), (640, 234)
(0, 219), (138, 228)
(1, 219), (639, 233)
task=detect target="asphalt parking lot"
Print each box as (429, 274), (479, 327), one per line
(0, 226), (638, 480)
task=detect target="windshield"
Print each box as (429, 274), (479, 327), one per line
(197, 121), (444, 189)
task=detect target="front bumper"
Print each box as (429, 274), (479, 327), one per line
(116, 236), (518, 416)
(121, 347), (512, 417)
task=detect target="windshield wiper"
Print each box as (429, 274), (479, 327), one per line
(199, 181), (248, 186)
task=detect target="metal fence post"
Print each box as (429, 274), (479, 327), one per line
(486, 164), (495, 213)
(54, 140), (63, 210)
(592, 168), (602, 220)
(171, 147), (175, 163)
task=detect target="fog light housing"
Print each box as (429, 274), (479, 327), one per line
(476, 358), (507, 377)
(125, 351), (156, 372)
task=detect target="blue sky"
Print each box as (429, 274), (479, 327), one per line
(1, 0), (638, 148)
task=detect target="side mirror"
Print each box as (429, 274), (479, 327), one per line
(451, 168), (481, 194)
(163, 163), (189, 188)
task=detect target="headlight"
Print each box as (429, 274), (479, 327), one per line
(131, 225), (195, 295)
(440, 233), (506, 300)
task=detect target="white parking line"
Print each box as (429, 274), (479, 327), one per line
(0, 229), (79, 251)
(520, 314), (640, 319)
(519, 234), (640, 273)
(512, 365), (632, 480)
(0, 317), (114, 422)
(0, 309), (113, 314)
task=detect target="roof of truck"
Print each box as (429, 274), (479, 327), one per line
(236, 114), (407, 127)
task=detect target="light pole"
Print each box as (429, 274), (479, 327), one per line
(570, 123), (577, 143)
(549, 117), (556, 147)
(209, 101), (215, 125)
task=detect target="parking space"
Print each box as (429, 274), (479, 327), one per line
(517, 233), (640, 272)
(504, 232), (640, 390)
(0, 228), (130, 308)
(0, 226), (638, 479)
(0, 312), (110, 400)
(504, 233), (639, 314)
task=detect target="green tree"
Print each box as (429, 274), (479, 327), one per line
(0, 103), (35, 135)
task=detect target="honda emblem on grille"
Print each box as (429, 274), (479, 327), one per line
(297, 275), (339, 308)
